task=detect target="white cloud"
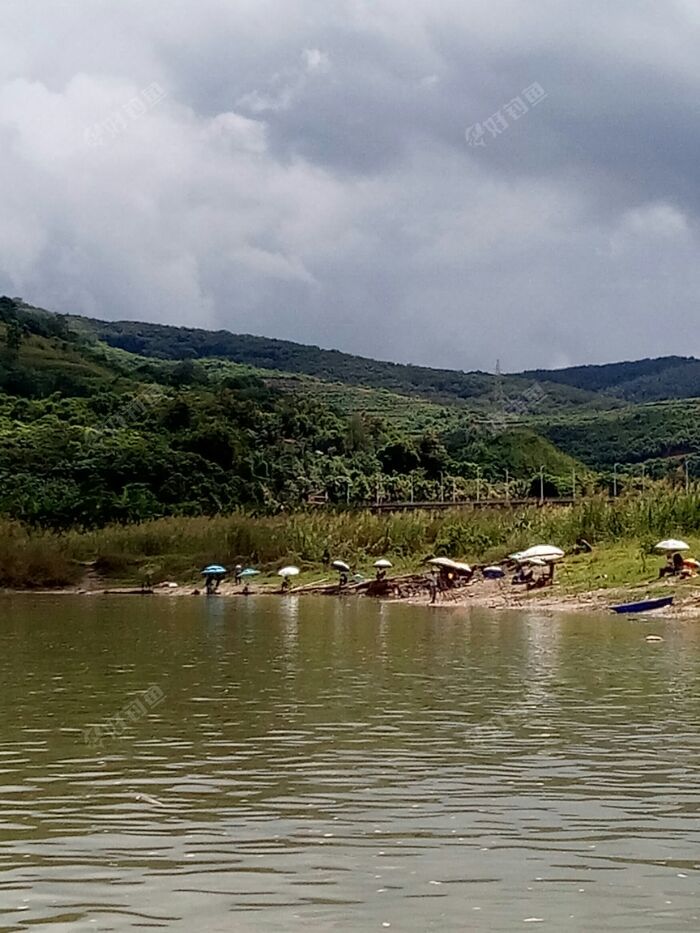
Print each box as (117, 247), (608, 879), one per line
(1, 0), (700, 369)
(302, 48), (331, 74)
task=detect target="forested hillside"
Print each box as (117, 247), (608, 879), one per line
(0, 298), (585, 528)
(72, 312), (610, 411)
(1, 296), (699, 531)
(523, 356), (700, 403)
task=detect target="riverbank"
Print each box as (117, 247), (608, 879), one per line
(2, 498), (700, 615)
(8, 539), (700, 619)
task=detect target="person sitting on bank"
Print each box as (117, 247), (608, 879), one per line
(660, 553), (684, 578)
(512, 566), (534, 586)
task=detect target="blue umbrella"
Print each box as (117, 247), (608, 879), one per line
(240, 568), (260, 578)
(202, 564), (227, 575)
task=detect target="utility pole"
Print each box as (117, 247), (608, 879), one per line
(539, 465), (545, 505)
(492, 359), (506, 433)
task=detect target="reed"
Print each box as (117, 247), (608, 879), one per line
(0, 521), (82, 588)
(3, 491), (700, 588)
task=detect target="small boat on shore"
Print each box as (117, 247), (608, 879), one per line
(611, 596), (674, 615)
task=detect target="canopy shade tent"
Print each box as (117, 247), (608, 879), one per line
(201, 565), (226, 575)
(278, 566), (300, 578)
(655, 539), (690, 552)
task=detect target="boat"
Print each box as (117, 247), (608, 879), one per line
(611, 596), (674, 615)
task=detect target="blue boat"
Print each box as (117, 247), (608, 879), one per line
(611, 596), (674, 615)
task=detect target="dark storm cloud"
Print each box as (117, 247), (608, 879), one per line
(1, 0), (699, 370)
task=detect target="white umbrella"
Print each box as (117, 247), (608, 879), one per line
(655, 539), (689, 552)
(427, 557), (458, 569)
(374, 559), (393, 569)
(452, 561), (472, 574)
(331, 560), (351, 572)
(517, 545), (565, 563)
(278, 566), (300, 577)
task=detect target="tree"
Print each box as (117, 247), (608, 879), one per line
(4, 320), (23, 360)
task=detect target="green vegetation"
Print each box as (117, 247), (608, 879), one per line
(2, 295), (700, 597)
(524, 356), (700, 403)
(0, 299), (592, 532)
(3, 492), (700, 590)
(72, 311), (612, 411)
(540, 401), (700, 475)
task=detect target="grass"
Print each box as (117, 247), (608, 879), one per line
(0, 521), (83, 588)
(3, 491), (700, 590)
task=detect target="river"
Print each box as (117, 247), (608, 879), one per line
(1, 594), (699, 931)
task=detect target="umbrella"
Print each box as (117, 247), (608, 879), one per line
(239, 568), (260, 578)
(427, 557), (458, 569)
(278, 566), (300, 578)
(517, 545), (565, 563)
(655, 539), (690, 552)
(483, 565), (505, 579)
(452, 561), (472, 574)
(374, 559), (393, 569)
(331, 560), (351, 572)
(201, 564), (227, 575)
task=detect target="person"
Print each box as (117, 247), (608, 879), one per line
(513, 565), (534, 586)
(376, 568), (387, 581)
(281, 575), (291, 593)
(204, 573), (217, 595)
(429, 572), (438, 604)
(234, 564), (243, 585)
(339, 571), (348, 588)
(659, 553), (684, 578)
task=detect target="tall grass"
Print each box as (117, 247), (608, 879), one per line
(3, 491), (700, 588)
(0, 521), (82, 588)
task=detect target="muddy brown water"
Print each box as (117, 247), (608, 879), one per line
(1, 594), (699, 931)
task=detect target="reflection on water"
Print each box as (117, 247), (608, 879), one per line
(1, 595), (700, 931)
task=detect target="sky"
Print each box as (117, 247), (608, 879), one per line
(1, 0), (699, 372)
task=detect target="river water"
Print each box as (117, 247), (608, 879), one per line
(1, 595), (699, 931)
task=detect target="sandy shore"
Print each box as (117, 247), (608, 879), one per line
(7, 573), (700, 618)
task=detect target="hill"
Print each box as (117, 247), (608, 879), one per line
(2, 296), (700, 532)
(0, 298), (590, 529)
(523, 356), (700, 403)
(69, 311), (613, 413)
